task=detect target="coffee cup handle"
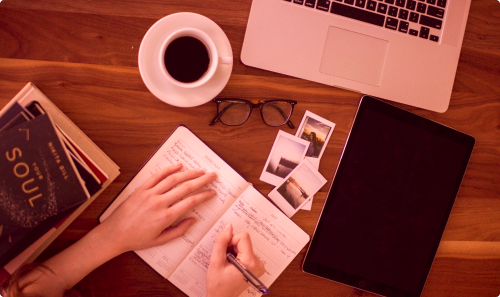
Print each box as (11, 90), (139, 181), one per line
(219, 56), (233, 64)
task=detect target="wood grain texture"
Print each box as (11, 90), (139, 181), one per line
(0, 0), (499, 296)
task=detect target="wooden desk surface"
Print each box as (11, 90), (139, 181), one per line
(1, 0), (499, 296)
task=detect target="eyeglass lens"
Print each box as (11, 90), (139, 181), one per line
(217, 100), (294, 126)
(261, 101), (293, 126)
(218, 101), (252, 126)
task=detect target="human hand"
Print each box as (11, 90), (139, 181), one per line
(99, 163), (217, 255)
(206, 223), (266, 297)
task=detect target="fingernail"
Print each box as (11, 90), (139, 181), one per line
(196, 169), (206, 175)
(207, 172), (217, 179)
(223, 223), (232, 231)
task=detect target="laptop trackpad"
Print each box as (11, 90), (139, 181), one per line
(320, 26), (389, 87)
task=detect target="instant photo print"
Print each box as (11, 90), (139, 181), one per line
(295, 111), (335, 161)
(260, 131), (309, 186)
(295, 111), (335, 210)
(268, 159), (327, 217)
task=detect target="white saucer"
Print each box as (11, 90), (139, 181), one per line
(138, 13), (233, 107)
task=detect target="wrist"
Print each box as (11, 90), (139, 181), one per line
(39, 222), (126, 293)
(91, 222), (128, 257)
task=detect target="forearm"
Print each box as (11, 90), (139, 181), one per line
(7, 166), (216, 297)
(21, 223), (123, 296)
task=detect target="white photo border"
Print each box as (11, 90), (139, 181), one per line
(268, 159), (327, 217)
(296, 111), (335, 210)
(295, 110), (336, 160)
(260, 131), (310, 186)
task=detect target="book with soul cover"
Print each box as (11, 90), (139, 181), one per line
(0, 114), (90, 266)
(0, 83), (120, 285)
(0, 100), (98, 266)
(100, 125), (310, 297)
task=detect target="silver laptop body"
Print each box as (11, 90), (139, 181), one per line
(241, 0), (472, 112)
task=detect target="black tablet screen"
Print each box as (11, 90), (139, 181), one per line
(303, 97), (474, 297)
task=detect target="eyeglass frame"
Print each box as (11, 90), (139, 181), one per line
(209, 98), (297, 128)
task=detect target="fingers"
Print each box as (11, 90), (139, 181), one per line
(139, 163), (183, 190)
(154, 218), (197, 246)
(162, 171), (217, 206)
(231, 232), (265, 277)
(210, 223), (233, 269)
(153, 169), (207, 195)
(230, 232), (255, 257)
(168, 187), (217, 215)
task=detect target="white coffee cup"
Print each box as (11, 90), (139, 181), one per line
(159, 28), (232, 89)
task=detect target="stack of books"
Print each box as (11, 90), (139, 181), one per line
(0, 83), (120, 285)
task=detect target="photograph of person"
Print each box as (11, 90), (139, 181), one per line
(260, 131), (309, 186)
(296, 111), (335, 159)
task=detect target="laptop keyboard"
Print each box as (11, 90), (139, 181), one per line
(285, 0), (447, 42)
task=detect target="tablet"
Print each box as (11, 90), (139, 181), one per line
(302, 96), (475, 297)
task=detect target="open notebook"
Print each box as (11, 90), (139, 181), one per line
(99, 125), (310, 297)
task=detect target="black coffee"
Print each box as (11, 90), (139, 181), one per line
(164, 36), (210, 83)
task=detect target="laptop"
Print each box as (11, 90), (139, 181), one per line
(241, 0), (472, 113)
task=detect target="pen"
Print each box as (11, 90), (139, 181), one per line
(226, 252), (269, 294)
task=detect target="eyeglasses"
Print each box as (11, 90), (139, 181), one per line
(209, 98), (297, 128)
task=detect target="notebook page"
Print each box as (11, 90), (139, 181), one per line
(100, 126), (249, 278)
(169, 186), (310, 297)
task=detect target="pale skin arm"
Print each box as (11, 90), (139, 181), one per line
(7, 163), (266, 297)
(8, 163), (218, 297)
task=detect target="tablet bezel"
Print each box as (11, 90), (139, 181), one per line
(302, 96), (475, 297)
